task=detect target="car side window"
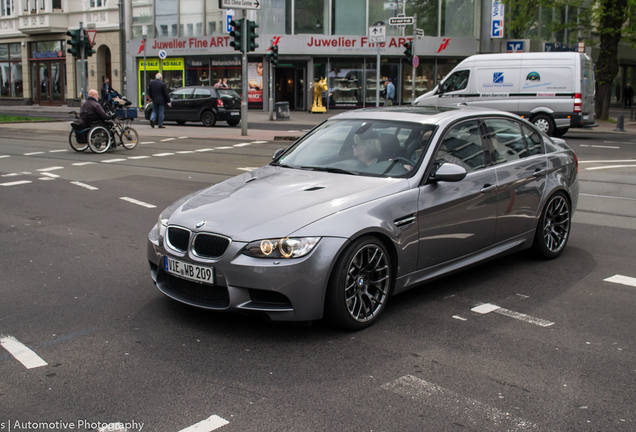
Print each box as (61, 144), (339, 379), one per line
(193, 88), (212, 99)
(484, 118), (528, 163)
(522, 125), (545, 156)
(171, 88), (193, 100)
(440, 70), (470, 93)
(434, 120), (485, 173)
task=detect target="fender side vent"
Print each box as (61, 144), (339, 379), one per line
(394, 214), (416, 228)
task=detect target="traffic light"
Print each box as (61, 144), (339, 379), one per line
(246, 20), (259, 52)
(83, 34), (96, 58)
(403, 41), (413, 65)
(66, 29), (81, 58)
(230, 18), (244, 52)
(270, 45), (279, 67)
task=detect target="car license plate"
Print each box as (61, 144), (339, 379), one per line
(231, 110), (240, 115)
(164, 256), (214, 284)
(583, 114), (589, 120)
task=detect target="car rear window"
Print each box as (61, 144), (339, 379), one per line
(218, 89), (241, 99)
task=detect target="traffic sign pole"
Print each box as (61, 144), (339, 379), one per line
(241, 9), (248, 136)
(411, 14), (416, 105)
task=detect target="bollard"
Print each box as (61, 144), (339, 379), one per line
(615, 113), (626, 132)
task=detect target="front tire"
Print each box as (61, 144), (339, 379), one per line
(201, 110), (216, 127)
(69, 130), (88, 152)
(325, 236), (392, 330)
(88, 126), (112, 154)
(533, 192), (571, 259)
(120, 127), (139, 150)
(532, 114), (555, 136)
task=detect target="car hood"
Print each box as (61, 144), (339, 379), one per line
(167, 165), (409, 241)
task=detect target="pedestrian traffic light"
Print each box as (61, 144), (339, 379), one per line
(270, 45), (279, 67)
(246, 20), (259, 52)
(66, 29), (81, 58)
(83, 34), (96, 58)
(403, 41), (413, 65)
(230, 18), (244, 52)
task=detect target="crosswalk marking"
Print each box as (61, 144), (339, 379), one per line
(120, 197), (156, 208)
(71, 181), (98, 190)
(604, 274), (636, 288)
(37, 166), (64, 172)
(153, 153), (175, 157)
(471, 303), (554, 327)
(160, 138), (176, 142)
(24, 151), (45, 155)
(178, 415), (229, 432)
(1, 180), (32, 186)
(72, 162), (96, 166)
(0, 335), (48, 369)
(102, 158), (127, 163)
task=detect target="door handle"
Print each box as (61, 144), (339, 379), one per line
(533, 168), (547, 177)
(480, 184), (497, 193)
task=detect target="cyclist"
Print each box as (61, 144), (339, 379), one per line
(82, 89), (117, 145)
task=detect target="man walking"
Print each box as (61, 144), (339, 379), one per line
(624, 83), (634, 108)
(385, 79), (395, 106)
(147, 73), (171, 128)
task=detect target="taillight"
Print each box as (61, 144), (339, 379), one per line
(573, 151), (579, 173)
(574, 93), (582, 113)
(217, 98), (224, 108)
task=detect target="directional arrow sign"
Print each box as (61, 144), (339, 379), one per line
(219, 0), (261, 10)
(388, 16), (414, 25)
(369, 25), (386, 43)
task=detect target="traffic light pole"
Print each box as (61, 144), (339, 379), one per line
(80, 21), (85, 101)
(269, 39), (274, 121)
(241, 10), (248, 136)
(411, 14), (416, 105)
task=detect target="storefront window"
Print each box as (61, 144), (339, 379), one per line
(156, 0), (178, 37)
(180, 0), (203, 36)
(365, 58), (399, 107)
(332, 0), (364, 35)
(210, 56), (242, 95)
(436, 58), (459, 85)
(295, 0), (327, 34)
(0, 44), (23, 98)
(402, 59), (435, 104)
(138, 58), (184, 104)
(186, 57), (209, 86)
(256, 0), (288, 35)
(328, 60), (363, 108)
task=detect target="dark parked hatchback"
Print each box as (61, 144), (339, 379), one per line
(144, 86), (242, 127)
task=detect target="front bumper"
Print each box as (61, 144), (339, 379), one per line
(147, 224), (348, 322)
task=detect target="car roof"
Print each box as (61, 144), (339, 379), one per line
(330, 106), (519, 125)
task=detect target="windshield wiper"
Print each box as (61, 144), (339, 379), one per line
(300, 166), (359, 176)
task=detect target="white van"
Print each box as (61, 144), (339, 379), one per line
(414, 52), (596, 137)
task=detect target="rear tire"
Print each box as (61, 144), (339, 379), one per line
(325, 236), (392, 330)
(120, 127), (139, 150)
(69, 130), (88, 152)
(552, 127), (569, 137)
(533, 192), (571, 259)
(201, 111), (216, 127)
(532, 114), (555, 136)
(176, 120), (186, 125)
(88, 126), (112, 154)
(227, 119), (240, 127)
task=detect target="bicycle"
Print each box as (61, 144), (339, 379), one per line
(69, 110), (90, 152)
(87, 114), (139, 154)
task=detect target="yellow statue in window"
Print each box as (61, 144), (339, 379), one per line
(312, 77), (328, 113)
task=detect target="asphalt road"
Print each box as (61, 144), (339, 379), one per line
(0, 126), (635, 432)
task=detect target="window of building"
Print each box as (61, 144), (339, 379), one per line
(186, 57), (210, 86)
(329, 60), (364, 108)
(205, 0), (224, 36)
(295, 0), (327, 34)
(1, 0), (14, 16)
(255, 0), (287, 35)
(441, 0), (474, 37)
(181, 0), (203, 37)
(89, 0), (105, 8)
(0, 44), (23, 98)
(402, 59), (434, 104)
(369, 0), (407, 37)
(332, 0), (365, 35)
(132, 4), (154, 39)
(155, 0), (178, 38)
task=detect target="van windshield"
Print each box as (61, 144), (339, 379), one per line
(440, 70), (470, 93)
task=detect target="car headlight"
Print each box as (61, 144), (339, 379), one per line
(243, 237), (321, 259)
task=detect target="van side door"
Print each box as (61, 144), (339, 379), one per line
(474, 68), (520, 113)
(436, 70), (472, 107)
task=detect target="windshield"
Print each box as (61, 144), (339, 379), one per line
(272, 119), (436, 177)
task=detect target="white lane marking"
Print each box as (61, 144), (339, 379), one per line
(160, 138), (176, 142)
(251, 140), (268, 144)
(176, 151), (196, 154)
(2, 173), (21, 177)
(0, 155), (10, 158)
(153, 152), (175, 157)
(195, 148), (214, 152)
(604, 274), (636, 288)
(381, 376), (537, 431)
(178, 415), (229, 432)
(39, 177), (55, 181)
(37, 166), (64, 172)
(128, 155), (151, 160)
(120, 197), (156, 208)
(178, 136), (188, 139)
(71, 181), (99, 190)
(1, 180), (32, 186)
(215, 146), (233, 149)
(234, 143), (251, 147)
(471, 303), (554, 327)
(237, 167), (258, 171)
(452, 315), (467, 321)
(0, 335), (48, 369)
(102, 158), (127, 163)
(580, 193), (636, 201)
(591, 145), (620, 149)
(49, 149), (68, 153)
(40, 172), (60, 178)
(579, 159), (636, 163)
(140, 141), (155, 144)
(585, 164), (636, 171)
(24, 151), (45, 155)
(72, 162), (96, 166)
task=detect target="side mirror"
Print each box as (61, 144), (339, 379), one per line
(272, 148), (286, 160)
(432, 162), (467, 182)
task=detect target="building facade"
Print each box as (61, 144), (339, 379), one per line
(0, 0), (122, 105)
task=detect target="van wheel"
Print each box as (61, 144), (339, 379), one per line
(533, 114), (555, 136)
(553, 127), (569, 137)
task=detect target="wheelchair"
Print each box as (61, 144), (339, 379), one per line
(87, 116), (139, 154)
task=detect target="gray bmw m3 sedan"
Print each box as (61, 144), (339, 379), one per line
(147, 106), (579, 330)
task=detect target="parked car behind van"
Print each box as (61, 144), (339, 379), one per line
(144, 86), (242, 127)
(414, 52), (596, 137)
